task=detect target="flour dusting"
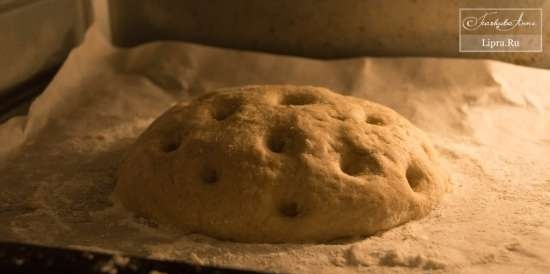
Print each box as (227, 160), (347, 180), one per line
(0, 26), (549, 274)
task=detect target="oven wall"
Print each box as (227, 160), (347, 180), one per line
(107, 0), (550, 68)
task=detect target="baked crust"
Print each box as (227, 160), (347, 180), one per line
(116, 85), (450, 243)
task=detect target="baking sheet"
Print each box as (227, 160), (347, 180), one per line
(0, 26), (549, 274)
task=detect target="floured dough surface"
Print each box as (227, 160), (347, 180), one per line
(116, 85), (450, 243)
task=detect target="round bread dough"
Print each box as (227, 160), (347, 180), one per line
(116, 85), (450, 243)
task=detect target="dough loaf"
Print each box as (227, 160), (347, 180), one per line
(116, 85), (450, 243)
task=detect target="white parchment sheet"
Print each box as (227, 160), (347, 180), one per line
(1, 26), (549, 274)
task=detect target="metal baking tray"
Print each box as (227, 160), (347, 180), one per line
(0, 241), (269, 274)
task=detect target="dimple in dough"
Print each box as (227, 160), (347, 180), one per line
(116, 85), (451, 243)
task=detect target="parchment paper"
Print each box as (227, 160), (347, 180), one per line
(1, 26), (549, 274)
